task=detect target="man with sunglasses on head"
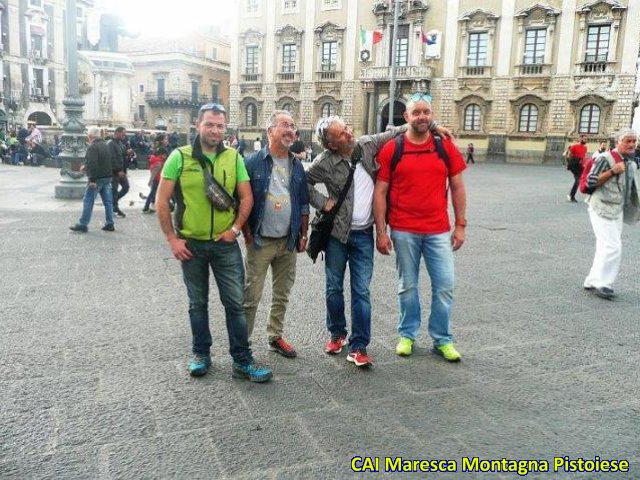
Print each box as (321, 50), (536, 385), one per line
(306, 113), (450, 368)
(242, 111), (309, 358)
(155, 103), (272, 383)
(374, 92), (467, 362)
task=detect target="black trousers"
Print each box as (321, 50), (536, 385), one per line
(112, 175), (130, 211)
(569, 169), (582, 199)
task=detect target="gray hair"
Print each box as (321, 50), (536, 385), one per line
(87, 126), (101, 138)
(315, 115), (343, 150)
(615, 128), (637, 142)
(267, 110), (294, 129)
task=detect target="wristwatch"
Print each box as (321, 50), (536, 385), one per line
(231, 225), (241, 237)
(454, 219), (467, 227)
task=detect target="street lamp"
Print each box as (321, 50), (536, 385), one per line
(387, 0), (402, 130)
(54, 0), (87, 199)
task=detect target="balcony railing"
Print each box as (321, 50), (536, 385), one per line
(145, 91), (212, 107)
(517, 63), (551, 76)
(316, 70), (342, 81)
(359, 65), (433, 81)
(30, 49), (48, 64)
(461, 65), (491, 77)
(242, 73), (262, 83)
(30, 87), (49, 102)
(277, 72), (299, 82)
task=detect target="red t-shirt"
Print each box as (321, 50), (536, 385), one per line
(568, 143), (588, 164)
(377, 134), (466, 234)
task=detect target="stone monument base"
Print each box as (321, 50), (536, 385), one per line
(55, 179), (86, 199)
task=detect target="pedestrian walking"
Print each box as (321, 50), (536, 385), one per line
(69, 127), (115, 233)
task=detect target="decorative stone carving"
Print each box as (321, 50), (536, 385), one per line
(455, 94), (492, 134)
(459, 9), (500, 36)
(577, 0), (626, 29)
(515, 4), (560, 32)
(568, 94), (614, 135)
(314, 21), (345, 45)
(275, 24), (304, 47)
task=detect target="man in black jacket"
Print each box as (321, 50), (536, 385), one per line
(109, 126), (129, 217)
(70, 127), (115, 232)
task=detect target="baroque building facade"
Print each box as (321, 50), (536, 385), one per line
(229, 0), (640, 162)
(119, 28), (230, 136)
(0, 0), (95, 130)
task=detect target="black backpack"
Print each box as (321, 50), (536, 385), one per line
(390, 133), (450, 173)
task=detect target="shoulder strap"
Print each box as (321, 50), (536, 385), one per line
(433, 135), (451, 172)
(610, 150), (623, 163)
(390, 134), (404, 173)
(331, 150), (360, 214)
(177, 149), (184, 178)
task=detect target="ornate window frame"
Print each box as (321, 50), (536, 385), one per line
(246, 0), (261, 17)
(458, 9), (499, 77)
(316, 95), (340, 119)
(569, 94), (613, 136)
(455, 94), (491, 134)
(576, 1), (626, 68)
(509, 94), (549, 136)
(239, 29), (264, 82)
(240, 97), (262, 127)
(275, 24), (303, 80)
(276, 96), (298, 121)
(314, 22), (345, 79)
(514, 4), (560, 71)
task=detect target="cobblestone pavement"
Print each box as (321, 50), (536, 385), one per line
(0, 163), (638, 479)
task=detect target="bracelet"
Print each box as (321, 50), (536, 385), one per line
(301, 235), (308, 240)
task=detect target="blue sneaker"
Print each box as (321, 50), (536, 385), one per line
(232, 362), (273, 383)
(188, 354), (211, 377)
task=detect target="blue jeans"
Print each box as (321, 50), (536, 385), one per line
(181, 238), (253, 364)
(391, 229), (454, 347)
(324, 228), (374, 352)
(78, 177), (114, 227)
(143, 181), (158, 210)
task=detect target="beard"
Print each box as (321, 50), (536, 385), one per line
(409, 121), (431, 134)
(200, 135), (221, 149)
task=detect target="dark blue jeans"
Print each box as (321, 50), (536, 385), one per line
(324, 228), (374, 352)
(181, 238), (253, 364)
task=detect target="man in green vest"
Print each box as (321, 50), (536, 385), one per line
(156, 103), (272, 382)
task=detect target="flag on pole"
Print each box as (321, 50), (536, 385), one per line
(359, 27), (383, 51)
(423, 29), (441, 58)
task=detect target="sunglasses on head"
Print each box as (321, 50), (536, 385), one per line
(409, 92), (433, 103)
(199, 103), (226, 113)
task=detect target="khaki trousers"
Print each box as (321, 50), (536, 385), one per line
(244, 237), (297, 341)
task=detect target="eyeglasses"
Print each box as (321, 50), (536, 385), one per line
(409, 92), (433, 103)
(276, 122), (297, 131)
(199, 103), (226, 113)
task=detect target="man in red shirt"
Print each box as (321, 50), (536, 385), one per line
(373, 93), (467, 362)
(564, 134), (588, 202)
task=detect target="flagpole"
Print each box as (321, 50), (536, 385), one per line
(387, 0), (401, 130)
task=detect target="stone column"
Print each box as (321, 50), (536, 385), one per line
(55, 0), (87, 199)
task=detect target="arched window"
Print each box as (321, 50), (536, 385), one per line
(518, 104), (538, 133)
(464, 104), (481, 131)
(155, 117), (167, 128)
(579, 104), (600, 134)
(245, 103), (257, 126)
(282, 103), (294, 115)
(321, 102), (334, 118)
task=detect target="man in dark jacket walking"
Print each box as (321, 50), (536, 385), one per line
(70, 127), (115, 232)
(109, 126), (129, 217)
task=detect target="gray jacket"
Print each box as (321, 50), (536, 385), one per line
(587, 151), (640, 223)
(306, 125), (407, 243)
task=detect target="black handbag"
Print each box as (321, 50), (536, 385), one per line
(307, 146), (361, 263)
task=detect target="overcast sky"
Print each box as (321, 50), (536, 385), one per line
(104, 0), (236, 38)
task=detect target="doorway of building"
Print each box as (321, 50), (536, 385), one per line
(27, 111), (52, 126)
(380, 100), (406, 130)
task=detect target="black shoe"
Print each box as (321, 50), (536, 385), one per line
(101, 224), (115, 232)
(594, 286), (615, 300)
(69, 224), (88, 233)
(115, 210), (126, 218)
